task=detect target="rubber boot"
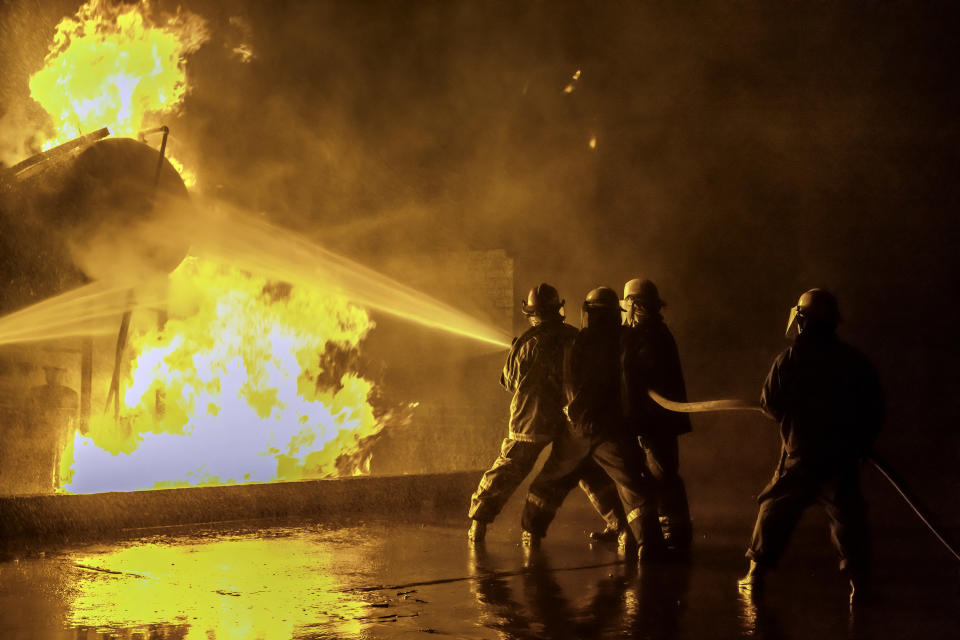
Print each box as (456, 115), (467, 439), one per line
(588, 524), (621, 543)
(661, 516), (693, 562)
(521, 529), (541, 550)
(737, 560), (765, 596)
(633, 511), (667, 565)
(467, 520), (487, 544)
(617, 529), (638, 558)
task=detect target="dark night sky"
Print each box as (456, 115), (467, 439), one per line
(1, 1), (957, 523)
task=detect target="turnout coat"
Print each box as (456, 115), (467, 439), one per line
(620, 315), (692, 439)
(500, 318), (579, 443)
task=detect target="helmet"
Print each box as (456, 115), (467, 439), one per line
(521, 282), (564, 317)
(785, 288), (840, 337)
(584, 286), (621, 311)
(622, 278), (665, 312)
(581, 286), (621, 328)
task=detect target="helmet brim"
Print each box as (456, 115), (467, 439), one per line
(621, 296), (665, 313)
(521, 300), (564, 316)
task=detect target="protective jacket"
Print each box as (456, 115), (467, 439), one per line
(564, 325), (623, 438)
(761, 331), (883, 466)
(501, 318), (578, 442)
(620, 314), (692, 438)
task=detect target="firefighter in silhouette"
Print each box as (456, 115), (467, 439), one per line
(620, 278), (693, 557)
(468, 283), (624, 543)
(738, 289), (883, 604)
(520, 287), (663, 560)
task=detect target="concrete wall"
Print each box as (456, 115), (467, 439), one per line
(366, 248), (515, 476)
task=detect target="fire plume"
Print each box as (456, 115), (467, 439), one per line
(28, 0), (207, 150)
(62, 258), (396, 494)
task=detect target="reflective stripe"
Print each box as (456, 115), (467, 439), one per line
(526, 493), (549, 510)
(508, 430), (552, 443)
(578, 482), (599, 504)
(626, 508), (641, 523)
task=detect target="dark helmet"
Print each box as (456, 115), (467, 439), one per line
(581, 286), (621, 327)
(785, 288), (840, 337)
(584, 286), (621, 311)
(521, 282), (564, 317)
(622, 278), (665, 313)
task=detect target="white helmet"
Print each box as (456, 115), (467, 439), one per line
(622, 278), (665, 313)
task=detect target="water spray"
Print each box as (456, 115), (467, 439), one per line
(186, 204), (514, 349)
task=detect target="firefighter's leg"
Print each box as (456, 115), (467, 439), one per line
(578, 459), (625, 538)
(746, 460), (818, 568)
(591, 435), (664, 557)
(820, 466), (870, 578)
(469, 438), (548, 523)
(521, 432), (591, 538)
(642, 434), (692, 551)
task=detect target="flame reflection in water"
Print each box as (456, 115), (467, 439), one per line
(67, 532), (369, 639)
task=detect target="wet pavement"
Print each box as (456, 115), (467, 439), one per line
(0, 487), (957, 639)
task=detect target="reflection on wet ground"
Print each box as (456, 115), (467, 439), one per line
(0, 491), (957, 639)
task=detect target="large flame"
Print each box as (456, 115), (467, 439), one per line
(62, 258), (396, 494)
(28, 0), (206, 183)
(29, 0), (207, 148)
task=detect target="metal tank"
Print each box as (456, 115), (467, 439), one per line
(0, 129), (191, 315)
(0, 130), (190, 495)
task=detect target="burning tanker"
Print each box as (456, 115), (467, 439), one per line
(0, 0), (508, 500)
(0, 127), (396, 496)
(0, 1), (397, 497)
(0, 130), (190, 311)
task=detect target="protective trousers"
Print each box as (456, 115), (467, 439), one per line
(639, 433), (692, 549)
(746, 454), (868, 576)
(468, 437), (622, 527)
(521, 430), (662, 548)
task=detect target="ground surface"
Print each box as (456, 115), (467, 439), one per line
(0, 484), (957, 640)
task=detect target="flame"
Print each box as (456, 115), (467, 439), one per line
(28, 0), (206, 182)
(62, 257), (396, 494)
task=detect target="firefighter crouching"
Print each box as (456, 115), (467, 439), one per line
(468, 283), (623, 543)
(738, 289), (884, 604)
(520, 287), (664, 560)
(620, 278), (694, 556)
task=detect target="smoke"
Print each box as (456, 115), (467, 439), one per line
(1, 1), (957, 515)
(172, 0), (959, 514)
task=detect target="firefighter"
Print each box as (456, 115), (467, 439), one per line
(738, 289), (883, 604)
(520, 287), (664, 560)
(620, 278), (693, 557)
(468, 283), (623, 543)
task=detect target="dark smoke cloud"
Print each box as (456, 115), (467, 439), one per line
(1, 1), (957, 520)
(180, 0), (959, 520)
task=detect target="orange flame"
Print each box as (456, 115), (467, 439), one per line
(62, 258), (399, 494)
(28, 0), (206, 183)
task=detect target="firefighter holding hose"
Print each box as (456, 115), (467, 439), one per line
(620, 278), (694, 558)
(738, 289), (884, 603)
(467, 283), (624, 544)
(520, 287), (663, 559)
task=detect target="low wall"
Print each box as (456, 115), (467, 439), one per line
(0, 470), (481, 545)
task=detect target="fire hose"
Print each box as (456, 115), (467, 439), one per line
(647, 389), (960, 563)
